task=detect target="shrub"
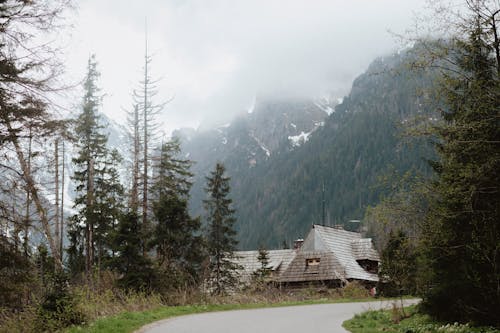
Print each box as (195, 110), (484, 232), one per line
(34, 272), (86, 332)
(341, 281), (370, 298)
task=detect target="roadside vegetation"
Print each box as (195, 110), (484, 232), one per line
(0, 281), (376, 333)
(344, 305), (500, 333)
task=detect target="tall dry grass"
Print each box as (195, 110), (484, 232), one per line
(0, 279), (371, 332)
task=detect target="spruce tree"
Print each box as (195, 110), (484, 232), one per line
(151, 139), (204, 290)
(70, 55), (114, 281)
(94, 149), (125, 271)
(253, 246), (271, 283)
(109, 212), (155, 292)
(204, 163), (240, 294)
(422, 11), (500, 325)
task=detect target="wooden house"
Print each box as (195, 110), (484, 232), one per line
(233, 225), (379, 288)
(279, 225), (379, 286)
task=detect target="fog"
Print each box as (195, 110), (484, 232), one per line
(64, 0), (426, 134)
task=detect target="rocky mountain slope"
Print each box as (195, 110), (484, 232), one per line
(177, 47), (438, 250)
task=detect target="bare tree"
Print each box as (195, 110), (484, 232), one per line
(0, 0), (73, 267)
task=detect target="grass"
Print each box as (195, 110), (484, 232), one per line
(343, 305), (500, 333)
(66, 297), (380, 333)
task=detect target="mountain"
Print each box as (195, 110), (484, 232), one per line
(174, 96), (334, 221)
(177, 47), (438, 250)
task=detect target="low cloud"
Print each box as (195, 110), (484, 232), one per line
(64, 0), (425, 133)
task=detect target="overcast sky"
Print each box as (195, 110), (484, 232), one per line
(62, 0), (427, 135)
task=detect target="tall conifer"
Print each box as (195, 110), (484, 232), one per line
(204, 163), (240, 294)
(422, 8), (500, 325)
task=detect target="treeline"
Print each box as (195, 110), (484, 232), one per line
(366, 2), (500, 327)
(0, 1), (241, 331)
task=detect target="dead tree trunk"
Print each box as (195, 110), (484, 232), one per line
(6, 120), (61, 267)
(54, 138), (60, 254)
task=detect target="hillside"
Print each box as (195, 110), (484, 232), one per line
(177, 47), (438, 250)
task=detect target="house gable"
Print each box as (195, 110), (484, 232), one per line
(313, 225), (379, 282)
(301, 226), (327, 251)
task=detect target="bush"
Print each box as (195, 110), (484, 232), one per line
(34, 272), (86, 332)
(341, 281), (370, 298)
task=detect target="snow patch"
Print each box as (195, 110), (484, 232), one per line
(290, 123), (297, 129)
(247, 96), (256, 114)
(314, 101), (334, 116)
(222, 137), (228, 145)
(250, 133), (271, 157)
(288, 131), (312, 147)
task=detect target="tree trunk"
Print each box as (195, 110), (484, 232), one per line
(60, 140), (65, 258)
(130, 105), (140, 213)
(54, 138), (60, 254)
(24, 127), (32, 258)
(86, 157), (95, 284)
(142, 42), (149, 257)
(6, 120), (61, 267)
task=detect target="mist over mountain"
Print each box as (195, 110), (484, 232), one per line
(174, 46), (438, 250)
(10, 46), (438, 252)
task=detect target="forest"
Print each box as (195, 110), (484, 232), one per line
(0, 0), (499, 332)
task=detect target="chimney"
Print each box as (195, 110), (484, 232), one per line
(293, 238), (304, 250)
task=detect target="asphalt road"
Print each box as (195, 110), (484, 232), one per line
(138, 299), (419, 333)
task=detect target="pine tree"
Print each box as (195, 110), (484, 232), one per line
(422, 6), (500, 325)
(109, 212), (156, 292)
(204, 163), (240, 294)
(94, 149), (125, 272)
(151, 139), (204, 290)
(252, 246), (271, 283)
(70, 55), (110, 281)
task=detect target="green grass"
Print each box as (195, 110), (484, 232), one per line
(66, 297), (380, 333)
(343, 305), (500, 333)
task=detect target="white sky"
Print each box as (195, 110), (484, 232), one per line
(61, 0), (427, 135)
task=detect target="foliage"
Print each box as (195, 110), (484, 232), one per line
(378, 230), (417, 298)
(109, 212), (156, 292)
(34, 272), (86, 332)
(364, 172), (431, 252)
(150, 139), (205, 291)
(0, 0), (72, 268)
(69, 56), (125, 280)
(343, 305), (500, 333)
(420, 5), (500, 326)
(340, 281), (370, 299)
(252, 246), (271, 283)
(0, 235), (33, 310)
(204, 163), (241, 294)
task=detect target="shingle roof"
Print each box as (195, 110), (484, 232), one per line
(278, 251), (345, 283)
(311, 225), (379, 282)
(231, 225), (379, 285)
(351, 238), (380, 262)
(233, 249), (296, 284)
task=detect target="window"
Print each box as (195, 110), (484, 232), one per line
(306, 258), (320, 266)
(305, 258), (320, 274)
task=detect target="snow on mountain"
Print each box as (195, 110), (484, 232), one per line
(288, 131), (311, 147)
